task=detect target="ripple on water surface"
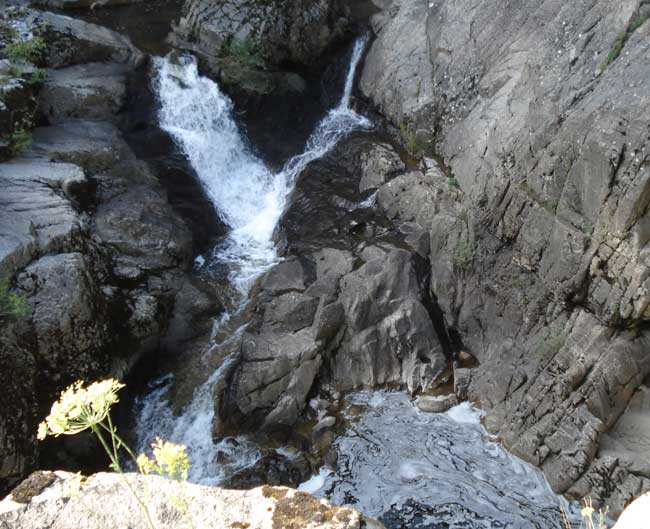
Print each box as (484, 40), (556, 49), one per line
(306, 391), (581, 529)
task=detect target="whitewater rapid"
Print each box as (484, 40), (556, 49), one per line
(133, 37), (370, 484)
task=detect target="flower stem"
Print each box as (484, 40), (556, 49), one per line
(91, 423), (157, 529)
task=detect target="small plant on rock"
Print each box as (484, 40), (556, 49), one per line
(8, 127), (32, 156)
(452, 239), (476, 271)
(5, 36), (46, 64)
(399, 122), (428, 157)
(0, 274), (31, 320)
(227, 38), (265, 68)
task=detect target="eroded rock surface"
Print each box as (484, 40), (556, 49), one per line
(360, 0), (650, 515)
(0, 8), (218, 495)
(221, 135), (450, 435)
(0, 471), (383, 529)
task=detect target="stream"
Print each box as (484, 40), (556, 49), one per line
(132, 38), (582, 529)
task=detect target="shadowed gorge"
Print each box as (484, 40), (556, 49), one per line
(1, 1), (650, 528)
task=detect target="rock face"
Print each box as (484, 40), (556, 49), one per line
(0, 471), (384, 529)
(0, 8), (218, 495)
(360, 0), (650, 515)
(221, 135), (450, 433)
(171, 0), (354, 165)
(175, 0), (349, 75)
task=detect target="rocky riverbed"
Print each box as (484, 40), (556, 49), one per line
(2, 0), (650, 526)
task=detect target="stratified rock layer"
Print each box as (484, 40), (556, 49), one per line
(360, 0), (650, 515)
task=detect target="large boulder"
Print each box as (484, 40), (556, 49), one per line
(222, 136), (449, 433)
(360, 0), (650, 514)
(39, 63), (128, 124)
(0, 471), (383, 529)
(174, 0), (349, 74)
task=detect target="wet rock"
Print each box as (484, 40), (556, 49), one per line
(314, 415), (336, 433)
(0, 472), (380, 529)
(453, 367), (472, 401)
(229, 328), (321, 427)
(263, 292), (320, 333)
(0, 16), (206, 493)
(222, 135), (451, 433)
(416, 394), (458, 414)
(34, 0), (145, 9)
(221, 450), (311, 490)
(312, 416), (336, 457)
(0, 159), (88, 275)
(258, 258), (308, 296)
(329, 249), (447, 394)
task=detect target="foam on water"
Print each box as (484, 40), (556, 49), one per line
(306, 391), (582, 529)
(445, 401), (485, 425)
(133, 37), (371, 484)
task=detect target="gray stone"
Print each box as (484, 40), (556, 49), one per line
(453, 367), (472, 401)
(359, 142), (405, 193)
(39, 63), (128, 124)
(175, 0), (349, 71)
(331, 249), (446, 394)
(0, 159), (88, 275)
(361, 0), (650, 508)
(417, 394), (458, 414)
(259, 258), (308, 295)
(36, 11), (144, 67)
(263, 292), (320, 332)
(34, 0), (144, 9)
(0, 472), (380, 529)
(231, 328), (321, 426)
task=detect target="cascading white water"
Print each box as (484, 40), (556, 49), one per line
(154, 36), (369, 294)
(134, 37), (370, 483)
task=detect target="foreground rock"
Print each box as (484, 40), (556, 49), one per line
(0, 471), (384, 529)
(614, 492), (650, 529)
(361, 0), (650, 515)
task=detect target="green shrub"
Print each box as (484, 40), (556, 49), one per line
(452, 239), (475, 271)
(5, 36), (46, 64)
(601, 14), (647, 71)
(399, 122), (428, 157)
(8, 128), (32, 156)
(227, 39), (265, 68)
(0, 275), (31, 320)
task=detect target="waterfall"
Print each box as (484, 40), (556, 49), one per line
(134, 37), (370, 484)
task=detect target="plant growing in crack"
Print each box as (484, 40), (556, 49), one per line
(0, 274), (31, 320)
(452, 238), (476, 271)
(600, 13), (648, 72)
(226, 38), (265, 68)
